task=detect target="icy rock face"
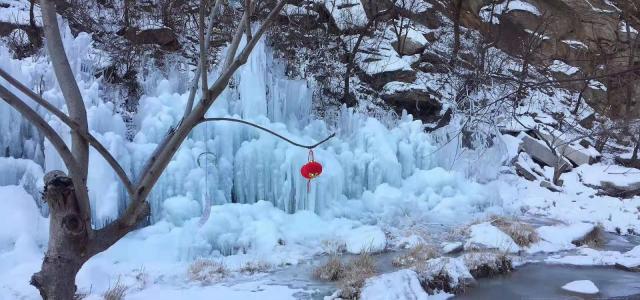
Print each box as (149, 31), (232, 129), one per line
(360, 269), (428, 300)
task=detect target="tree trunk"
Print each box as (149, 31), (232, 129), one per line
(31, 171), (90, 300)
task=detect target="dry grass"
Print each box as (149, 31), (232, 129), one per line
(239, 261), (272, 275)
(392, 243), (439, 268)
(313, 255), (345, 281)
(312, 253), (378, 299)
(573, 224), (606, 248)
(490, 216), (540, 247)
(338, 253), (378, 299)
(103, 279), (127, 300)
(188, 259), (228, 284)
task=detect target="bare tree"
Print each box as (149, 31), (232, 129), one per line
(0, 0), (286, 298)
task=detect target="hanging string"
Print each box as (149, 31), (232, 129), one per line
(196, 117), (336, 200)
(199, 118), (212, 226)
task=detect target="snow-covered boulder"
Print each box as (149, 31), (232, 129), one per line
(462, 252), (512, 278)
(442, 242), (463, 254)
(392, 27), (428, 56)
(323, 0), (368, 32)
(360, 269), (428, 300)
(414, 257), (473, 294)
(343, 225), (387, 254)
(527, 222), (595, 254)
(464, 222), (520, 253)
(518, 134), (572, 170)
(561, 280), (599, 294)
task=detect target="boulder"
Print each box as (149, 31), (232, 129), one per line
(360, 270), (429, 300)
(519, 134), (572, 170)
(121, 27), (180, 51)
(381, 82), (442, 123)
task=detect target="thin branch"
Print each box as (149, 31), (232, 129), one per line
(198, 117), (336, 149)
(183, 0), (223, 119)
(199, 0), (209, 103)
(224, 11), (248, 68)
(244, 0), (254, 41)
(0, 69), (136, 197)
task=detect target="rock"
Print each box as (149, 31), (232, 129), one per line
(540, 181), (562, 192)
(579, 113), (596, 129)
(392, 28), (428, 56)
(462, 252), (513, 278)
(442, 242), (463, 254)
(381, 82), (442, 123)
(536, 130), (600, 165)
(360, 270), (429, 300)
(323, 0), (368, 33)
(121, 27), (180, 51)
(519, 134), (572, 170)
(561, 280), (599, 294)
(514, 152), (544, 181)
(413, 257), (474, 294)
(464, 222), (520, 253)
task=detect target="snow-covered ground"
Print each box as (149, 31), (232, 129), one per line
(0, 7), (639, 300)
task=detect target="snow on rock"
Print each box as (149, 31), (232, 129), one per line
(464, 222), (520, 253)
(549, 60), (580, 76)
(561, 280), (599, 294)
(323, 0), (368, 32)
(480, 1), (541, 24)
(414, 257), (473, 291)
(343, 225), (387, 254)
(527, 222), (595, 253)
(442, 242), (463, 254)
(360, 269), (428, 300)
(281, 4), (319, 17)
(578, 164), (640, 192)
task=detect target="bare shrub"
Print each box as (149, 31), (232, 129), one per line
(188, 259), (228, 284)
(338, 253), (377, 299)
(103, 279), (127, 300)
(573, 224), (606, 248)
(313, 256), (345, 281)
(392, 243), (439, 268)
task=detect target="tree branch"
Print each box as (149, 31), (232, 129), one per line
(41, 0), (92, 232)
(0, 69), (136, 197)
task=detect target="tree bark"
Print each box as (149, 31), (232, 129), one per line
(31, 171), (90, 300)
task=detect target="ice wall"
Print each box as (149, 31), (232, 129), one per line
(0, 22), (500, 227)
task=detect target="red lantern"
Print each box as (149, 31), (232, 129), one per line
(301, 150), (323, 192)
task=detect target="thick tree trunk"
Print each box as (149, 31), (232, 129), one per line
(31, 171), (90, 300)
